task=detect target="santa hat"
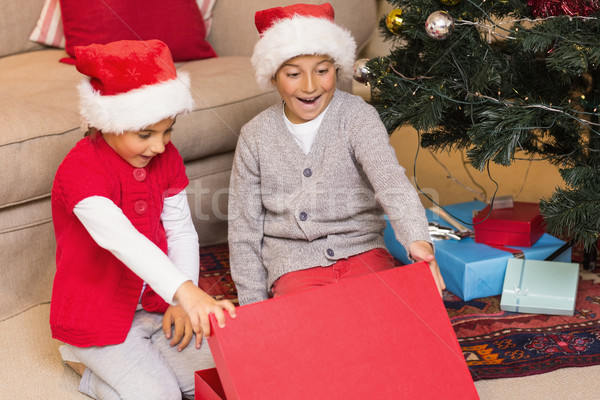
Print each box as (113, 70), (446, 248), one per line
(75, 39), (194, 134)
(251, 3), (357, 89)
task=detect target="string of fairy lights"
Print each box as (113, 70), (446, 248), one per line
(458, 15), (600, 42)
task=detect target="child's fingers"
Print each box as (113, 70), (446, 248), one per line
(201, 313), (212, 338)
(195, 328), (204, 349)
(188, 313), (205, 349)
(220, 300), (237, 318)
(189, 313), (201, 335)
(178, 319), (194, 351)
(212, 307), (228, 329)
(162, 314), (173, 340)
(437, 268), (446, 290)
(170, 318), (186, 347)
(429, 262), (445, 296)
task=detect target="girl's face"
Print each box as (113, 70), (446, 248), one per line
(102, 118), (175, 168)
(272, 55), (337, 124)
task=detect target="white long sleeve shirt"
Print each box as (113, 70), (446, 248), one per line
(73, 189), (199, 305)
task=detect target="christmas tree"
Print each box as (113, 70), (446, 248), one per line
(365, 0), (600, 255)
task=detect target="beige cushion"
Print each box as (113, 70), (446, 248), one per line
(0, 50), (277, 208)
(0, 0), (46, 57)
(175, 56), (278, 161)
(0, 197), (55, 320)
(0, 304), (85, 399)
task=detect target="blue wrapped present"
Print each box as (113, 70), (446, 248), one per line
(384, 201), (572, 301)
(500, 258), (579, 315)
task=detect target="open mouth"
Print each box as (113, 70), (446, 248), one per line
(297, 95), (320, 105)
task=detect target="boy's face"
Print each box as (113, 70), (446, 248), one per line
(272, 55), (337, 124)
(102, 117), (175, 168)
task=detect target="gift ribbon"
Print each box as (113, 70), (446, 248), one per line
(488, 244), (527, 312)
(512, 258), (529, 313)
(488, 244), (524, 259)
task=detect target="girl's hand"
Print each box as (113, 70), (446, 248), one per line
(173, 281), (237, 349)
(162, 305), (194, 351)
(408, 240), (446, 297)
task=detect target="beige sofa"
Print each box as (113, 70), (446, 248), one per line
(0, 0), (377, 398)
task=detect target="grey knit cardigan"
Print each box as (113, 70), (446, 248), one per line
(228, 90), (431, 305)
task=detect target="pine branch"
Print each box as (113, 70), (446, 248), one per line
(369, 0), (600, 249)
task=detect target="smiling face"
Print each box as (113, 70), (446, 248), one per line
(272, 55), (337, 124)
(102, 117), (175, 168)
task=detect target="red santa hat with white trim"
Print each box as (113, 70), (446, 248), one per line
(75, 39), (194, 134)
(251, 3), (357, 89)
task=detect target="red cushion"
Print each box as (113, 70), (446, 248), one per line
(59, 0), (216, 64)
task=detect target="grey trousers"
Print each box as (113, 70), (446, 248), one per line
(59, 310), (215, 400)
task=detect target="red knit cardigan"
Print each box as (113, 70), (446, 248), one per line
(50, 136), (188, 347)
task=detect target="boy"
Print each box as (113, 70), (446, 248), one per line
(228, 3), (445, 306)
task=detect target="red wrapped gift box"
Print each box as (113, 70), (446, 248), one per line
(473, 202), (545, 247)
(201, 262), (479, 400)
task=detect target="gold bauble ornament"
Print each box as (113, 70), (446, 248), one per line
(440, 0), (461, 6)
(386, 9), (404, 35)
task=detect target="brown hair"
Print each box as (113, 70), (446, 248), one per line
(84, 126), (100, 140)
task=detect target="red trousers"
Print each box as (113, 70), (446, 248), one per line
(272, 248), (396, 298)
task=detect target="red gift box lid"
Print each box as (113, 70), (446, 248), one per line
(207, 262), (479, 400)
(473, 202), (545, 233)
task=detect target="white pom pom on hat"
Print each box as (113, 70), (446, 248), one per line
(251, 3), (357, 90)
(75, 39), (194, 134)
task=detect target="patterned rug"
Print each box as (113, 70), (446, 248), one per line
(199, 243), (600, 380)
(198, 244), (239, 304)
(445, 272), (600, 380)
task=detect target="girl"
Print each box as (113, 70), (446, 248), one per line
(228, 3), (445, 305)
(50, 39), (236, 400)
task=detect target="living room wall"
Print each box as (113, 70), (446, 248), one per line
(354, 0), (564, 208)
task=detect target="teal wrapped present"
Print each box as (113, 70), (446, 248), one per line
(384, 201), (572, 301)
(500, 258), (579, 315)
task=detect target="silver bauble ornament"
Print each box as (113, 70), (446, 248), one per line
(425, 11), (454, 40)
(352, 58), (370, 84)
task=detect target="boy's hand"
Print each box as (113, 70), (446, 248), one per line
(173, 281), (237, 349)
(409, 240), (446, 297)
(162, 305), (193, 351)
